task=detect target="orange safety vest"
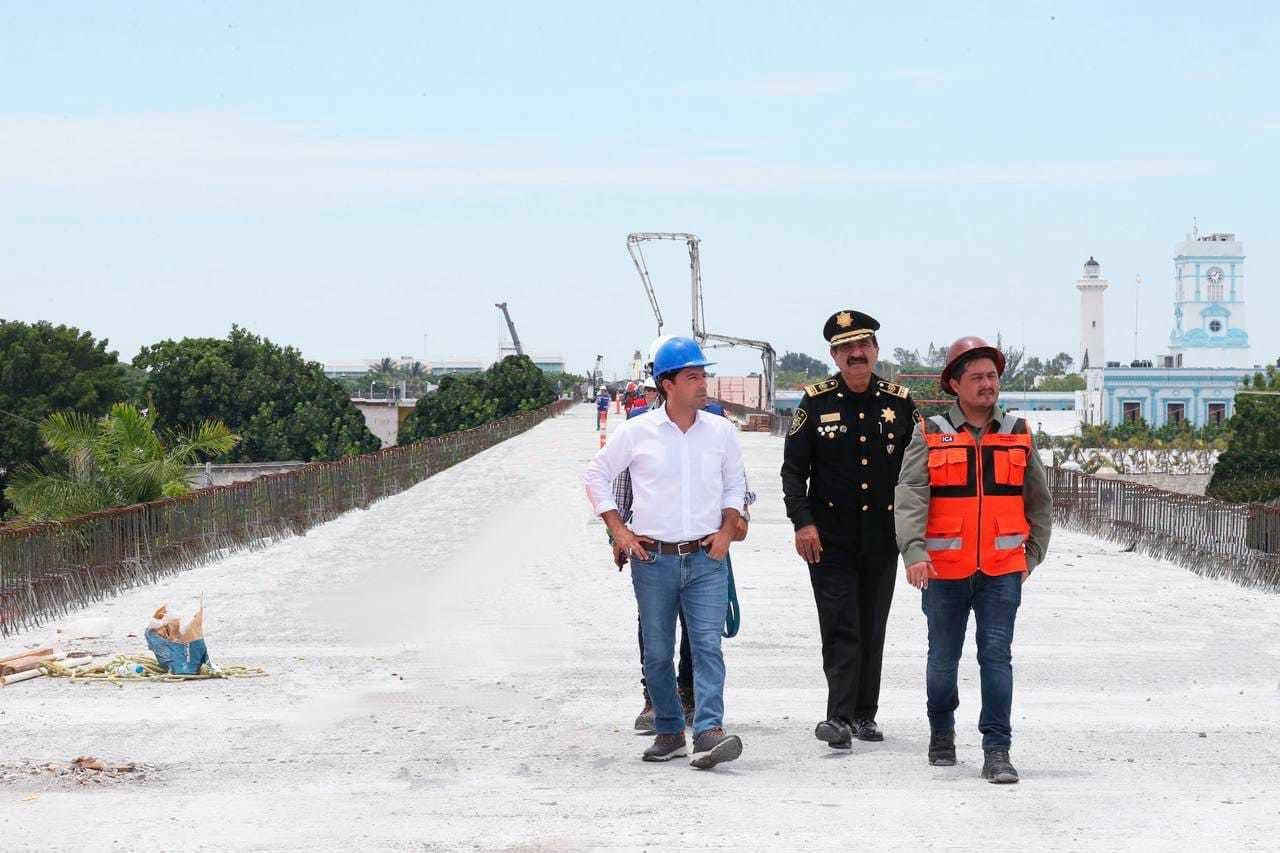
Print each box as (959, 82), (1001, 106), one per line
(922, 413), (1031, 580)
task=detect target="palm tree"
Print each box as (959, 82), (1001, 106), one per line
(5, 403), (239, 522)
(374, 357), (398, 375)
(406, 361), (426, 396)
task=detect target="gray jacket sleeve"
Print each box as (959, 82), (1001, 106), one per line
(893, 422), (932, 567)
(1023, 441), (1053, 571)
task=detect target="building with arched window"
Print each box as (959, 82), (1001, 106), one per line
(1077, 230), (1260, 429)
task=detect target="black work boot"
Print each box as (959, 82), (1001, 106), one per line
(678, 685), (696, 728)
(928, 730), (956, 766)
(634, 689), (656, 734)
(852, 719), (884, 742)
(642, 733), (688, 762)
(814, 719), (852, 749)
(981, 749), (1019, 784)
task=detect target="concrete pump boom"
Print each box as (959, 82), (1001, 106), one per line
(624, 231), (776, 412)
(627, 232), (699, 336)
(494, 302), (524, 357)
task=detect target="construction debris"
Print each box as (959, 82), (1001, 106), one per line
(145, 600), (210, 674)
(0, 758), (158, 788)
(40, 653), (265, 686)
(1, 652), (95, 687)
(0, 649), (55, 676)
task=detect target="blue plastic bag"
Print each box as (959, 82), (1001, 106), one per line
(145, 629), (210, 675)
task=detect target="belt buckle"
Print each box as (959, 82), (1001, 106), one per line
(677, 540), (697, 556)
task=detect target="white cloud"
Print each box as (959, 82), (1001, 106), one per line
(0, 113), (1213, 207)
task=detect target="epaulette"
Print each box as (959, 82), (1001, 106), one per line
(804, 379), (838, 397)
(877, 379), (910, 399)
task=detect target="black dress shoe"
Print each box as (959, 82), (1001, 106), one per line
(814, 719), (852, 749)
(852, 719), (884, 742)
(981, 749), (1019, 783)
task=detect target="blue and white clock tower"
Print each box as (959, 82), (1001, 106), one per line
(1168, 231), (1251, 368)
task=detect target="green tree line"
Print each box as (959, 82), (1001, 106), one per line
(0, 320), (382, 518)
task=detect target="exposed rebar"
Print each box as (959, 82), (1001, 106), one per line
(1048, 467), (1280, 592)
(0, 401), (572, 636)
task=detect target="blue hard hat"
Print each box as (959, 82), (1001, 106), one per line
(653, 336), (714, 378)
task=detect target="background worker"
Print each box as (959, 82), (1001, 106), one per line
(596, 387), (611, 430)
(781, 310), (920, 750)
(894, 336), (1052, 784)
(585, 337), (747, 769)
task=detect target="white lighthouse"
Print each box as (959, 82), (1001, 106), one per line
(1076, 256), (1108, 370)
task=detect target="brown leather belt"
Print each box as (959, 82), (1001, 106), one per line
(649, 539), (706, 556)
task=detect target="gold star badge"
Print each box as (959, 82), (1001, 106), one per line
(835, 311), (853, 328)
(881, 407), (896, 423)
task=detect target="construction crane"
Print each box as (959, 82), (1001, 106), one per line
(624, 232), (777, 412)
(494, 302), (524, 357)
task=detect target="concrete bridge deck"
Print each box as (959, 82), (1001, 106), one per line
(1, 404), (1277, 850)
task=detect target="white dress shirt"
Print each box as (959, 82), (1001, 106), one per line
(584, 406), (747, 542)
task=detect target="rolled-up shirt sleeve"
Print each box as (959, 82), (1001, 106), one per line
(720, 427), (747, 513)
(583, 424), (634, 516)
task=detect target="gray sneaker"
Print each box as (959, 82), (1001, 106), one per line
(689, 727), (743, 770)
(642, 733), (687, 762)
(981, 749), (1019, 784)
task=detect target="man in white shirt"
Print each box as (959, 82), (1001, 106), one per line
(584, 337), (747, 769)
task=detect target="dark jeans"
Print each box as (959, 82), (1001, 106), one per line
(808, 542), (897, 723)
(638, 610), (693, 692)
(921, 571), (1022, 750)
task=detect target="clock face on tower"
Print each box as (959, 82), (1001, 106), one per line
(1206, 266), (1224, 283)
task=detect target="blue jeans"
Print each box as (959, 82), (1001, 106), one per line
(631, 548), (728, 736)
(921, 571), (1022, 750)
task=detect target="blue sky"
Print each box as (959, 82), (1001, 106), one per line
(3, 2), (1277, 378)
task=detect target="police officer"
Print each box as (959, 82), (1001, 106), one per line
(780, 310), (919, 750)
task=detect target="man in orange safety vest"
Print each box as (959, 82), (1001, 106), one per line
(893, 336), (1052, 784)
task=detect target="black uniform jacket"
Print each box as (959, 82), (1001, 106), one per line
(780, 374), (921, 554)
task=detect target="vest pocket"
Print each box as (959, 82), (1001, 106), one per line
(927, 450), (948, 486)
(993, 448), (1027, 486)
(924, 517), (964, 564)
(945, 447), (968, 485)
(992, 513), (1029, 551)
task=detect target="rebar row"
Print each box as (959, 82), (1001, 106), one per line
(0, 400), (572, 636)
(1048, 468), (1280, 591)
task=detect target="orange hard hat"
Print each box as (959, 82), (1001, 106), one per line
(939, 336), (1006, 396)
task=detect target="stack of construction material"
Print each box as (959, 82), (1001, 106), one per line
(1, 647), (54, 678)
(742, 413), (774, 432)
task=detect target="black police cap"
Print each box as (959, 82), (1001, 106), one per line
(823, 310), (880, 347)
